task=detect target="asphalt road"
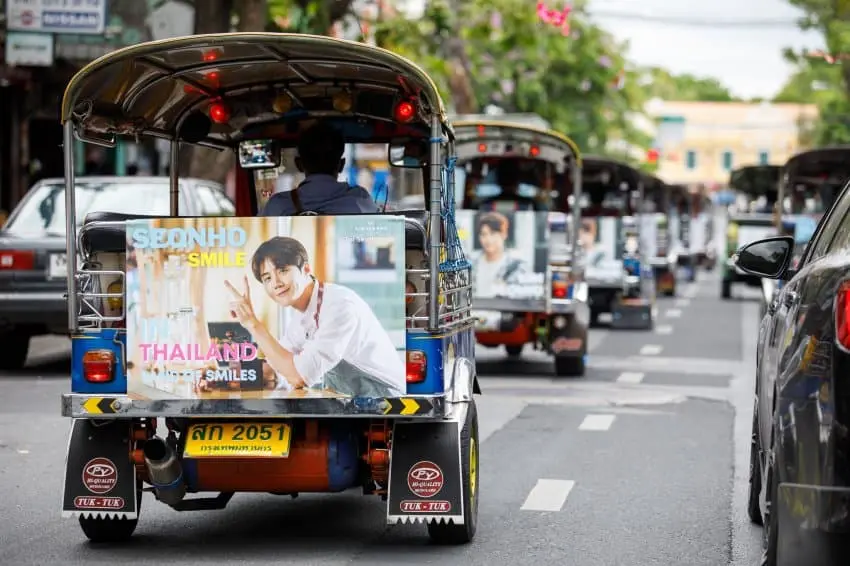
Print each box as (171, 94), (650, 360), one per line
(0, 267), (767, 565)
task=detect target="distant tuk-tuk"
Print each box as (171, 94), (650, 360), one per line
(451, 120), (589, 377)
(580, 156), (654, 330)
(723, 165), (782, 299)
(59, 33), (480, 545)
(640, 173), (679, 296)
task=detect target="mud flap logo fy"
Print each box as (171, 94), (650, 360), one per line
(82, 457), (117, 494)
(407, 461), (444, 497)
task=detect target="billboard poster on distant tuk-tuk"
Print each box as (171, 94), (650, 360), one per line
(579, 217), (624, 278)
(455, 209), (549, 309)
(124, 216), (407, 400)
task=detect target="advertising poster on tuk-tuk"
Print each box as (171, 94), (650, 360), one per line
(455, 209), (550, 309)
(579, 216), (622, 272)
(124, 216), (407, 400)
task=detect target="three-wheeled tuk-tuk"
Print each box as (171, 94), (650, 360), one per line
(580, 156), (654, 330)
(450, 119), (589, 376)
(639, 173), (678, 297)
(58, 33), (481, 544)
(723, 165), (781, 300)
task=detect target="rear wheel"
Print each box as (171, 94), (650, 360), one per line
(79, 489), (141, 543)
(761, 456), (778, 566)
(554, 355), (585, 377)
(0, 329), (30, 370)
(505, 345), (523, 358)
(427, 400), (478, 545)
(721, 279), (731, 299)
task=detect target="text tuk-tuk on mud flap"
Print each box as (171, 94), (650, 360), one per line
(450, 119), (590, 377)
(579, 156), (655, 331)
(58, 32), (481, 546)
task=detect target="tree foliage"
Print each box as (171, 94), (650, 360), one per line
(639, 67), (739, 102)
(377, 0), (651, 155)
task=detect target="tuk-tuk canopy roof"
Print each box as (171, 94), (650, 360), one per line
(582, 155), (642, 190)
(60, 33), (450, 148)
(729, 165), (781, 196)
(782, 146), (850, 187)
(452, 120), (581, 166)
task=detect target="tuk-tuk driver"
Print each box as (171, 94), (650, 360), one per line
(259, 122), (379, 216)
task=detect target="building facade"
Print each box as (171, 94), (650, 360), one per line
(645, 100), (819, 187)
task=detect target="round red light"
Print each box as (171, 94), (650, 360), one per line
(478, 143), (487, 153)
(209, 102), (230, 124)
(477, 125), (485, 136)
(530, 145), (540, 157)
(394, 101), (415, 122)
(203, 49), (221, 62)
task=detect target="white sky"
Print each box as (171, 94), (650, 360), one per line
(585, 0), (824, 99)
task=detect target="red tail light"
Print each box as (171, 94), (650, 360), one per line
(552, 284), (568, 298)
(406, 350), (426, 383)
(83, 350), (115, 383)
(0, 250), (35, 270)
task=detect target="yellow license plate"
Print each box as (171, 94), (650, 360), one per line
(183, 422), (292, 458)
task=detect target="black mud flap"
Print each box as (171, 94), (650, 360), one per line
(61, 419), (138, 520)
(387, 421), (463, 525)
(611, 301), (653, 330)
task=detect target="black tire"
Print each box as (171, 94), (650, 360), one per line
(427, 400), (479, 545)
(747, 406), (763, 525)
(554, 355), (585, 377)
(589, 310), (601, 328)
(721, 279), (731, 299)
(79, 490), (141, 543)
(505, 345), (523, 358)
(0, 329), (30, 371)
(761, 457), (778, 566)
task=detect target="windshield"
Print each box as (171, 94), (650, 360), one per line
(5, 181), (173, 237)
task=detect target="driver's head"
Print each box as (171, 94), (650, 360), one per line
(495, 160), (521, 192)
(295, 122), (345, 176)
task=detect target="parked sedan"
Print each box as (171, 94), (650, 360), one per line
(736, 184), (850, 565)
(0, 176), (234, 370)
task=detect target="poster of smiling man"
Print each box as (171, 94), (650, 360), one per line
(125, 216), (407, 401)
(455, 209), (550, 310)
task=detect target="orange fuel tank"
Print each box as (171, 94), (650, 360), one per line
(183, 422), (361, 493)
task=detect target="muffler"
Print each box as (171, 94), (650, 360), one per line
(143, 437), (186, 506)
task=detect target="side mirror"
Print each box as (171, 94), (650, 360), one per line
(389, 140), (427, 168)
(238, 139), (280, 169)
(733, 236), (794, 279)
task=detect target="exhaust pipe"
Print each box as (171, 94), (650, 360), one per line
(143, 437), (186, 506)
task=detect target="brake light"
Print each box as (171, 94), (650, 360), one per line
(552, 272), (572, 299)
(406, 350), (426, 383)
(83, 350), (115, 383)
(0, 250), (34, 270)
(837, 282), (850, 350)
(478, 143), (487, 153)
(529, 145), (540, 157)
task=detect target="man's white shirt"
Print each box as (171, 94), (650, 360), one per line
(274, 281), (406, 395)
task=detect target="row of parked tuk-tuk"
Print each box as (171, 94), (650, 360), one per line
(724, 147), (849, 312)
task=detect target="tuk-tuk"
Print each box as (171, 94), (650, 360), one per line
(640, 173), (678, 296)
(450, 119), (589, 376)
(580, 156), (654, 330)
(58, 33), (480, 544)
(723, 165), (782, 299)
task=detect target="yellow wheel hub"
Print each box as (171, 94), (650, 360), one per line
(469, 435), (477, 503)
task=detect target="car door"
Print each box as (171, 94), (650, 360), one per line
(758, 183), (850, 450)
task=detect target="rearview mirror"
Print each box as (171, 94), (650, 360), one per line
(389, 140), (428, 168)
(238, 139), (280, 169)
(733, 236), (794, 279)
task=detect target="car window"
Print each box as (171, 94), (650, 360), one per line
(195, 185), (223, 216)
(4, 180), (181, 237)
(803, 182), (850, 263)
(210, 186), (236, 216)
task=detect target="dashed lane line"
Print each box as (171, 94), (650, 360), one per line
(674, 298), (690, 308)
(616, 372), (645, 384)
(578, 414), (616, 431)
(640, 345), (663, 356)
(665, 309), (682, 318)
(521, 479), (576, 512)
(655, 325), (673, 335)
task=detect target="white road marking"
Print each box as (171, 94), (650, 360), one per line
(521, 479), (575, 512)
(616, 371), (645, 384)
(640, 344), (663, 356)
(587, 329), (609, 353)
(675, 299), (690, 308)
(578, 414), (616, 431)
(665, 309), (682, 318)
(16, 449), (29, 454)
(655, 325), (673, 335)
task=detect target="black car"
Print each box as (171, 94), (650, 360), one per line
(736, 181), (850, 565)
(0, 176), (234, 370)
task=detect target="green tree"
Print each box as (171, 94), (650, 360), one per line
(378, 0), (652, 154)
(638, 66), (738, 102)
